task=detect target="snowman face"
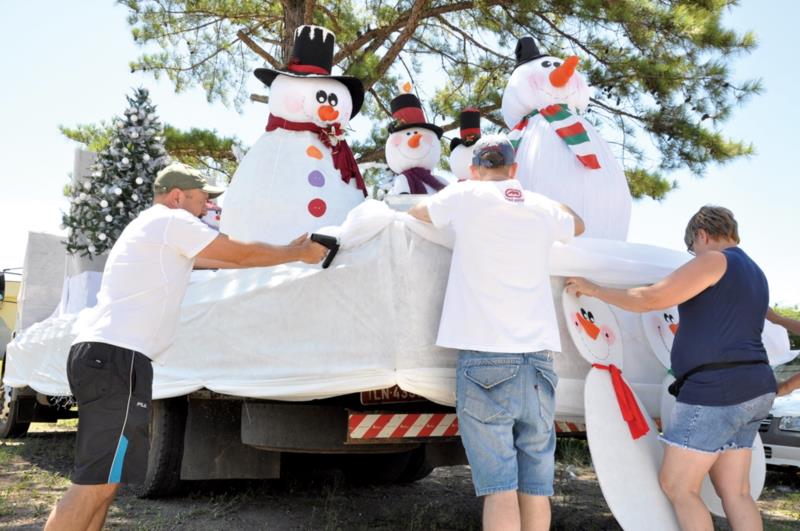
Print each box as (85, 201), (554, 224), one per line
(642, 307), (679, 369)
(270, 75), (353, 128)
(562, 288), (623, 367)
(385, 127), (441, 173)
(501, 55), (591, 128)
(448, 143), (475, 181)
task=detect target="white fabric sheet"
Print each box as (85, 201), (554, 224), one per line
(5, 202), (794, 419)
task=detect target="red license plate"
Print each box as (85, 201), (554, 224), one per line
(360, 385), (424, 405)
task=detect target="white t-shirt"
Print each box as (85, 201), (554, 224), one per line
(74, 204), (219, 360)
(427, 179), (574, 353)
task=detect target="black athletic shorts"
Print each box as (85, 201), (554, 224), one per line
(67, 342), (153, 485)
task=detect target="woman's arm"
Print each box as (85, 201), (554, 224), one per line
(565, 251), (728, 313)
(767, 308), (800, 335)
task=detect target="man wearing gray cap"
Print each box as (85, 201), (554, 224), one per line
(46, 162), (327, 531)
(410, 135), (584, 531)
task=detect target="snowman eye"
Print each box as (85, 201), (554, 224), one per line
(328, 93), (338, 106)
(316, 90), (327, 103)
(553, 61), (562, 68)
(580, 308), (587, 319)
(541, 60), (552, 68)
(587, 311), (595, 322)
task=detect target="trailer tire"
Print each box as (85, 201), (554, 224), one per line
(138, 397), (188, 498)
(341, 448), (429, 485)
(0, 354), (30, 439)
(396, 447), (433, 483)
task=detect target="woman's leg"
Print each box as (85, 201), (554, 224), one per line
(659, 445), (718, 531)
(709, 449), (762, 531)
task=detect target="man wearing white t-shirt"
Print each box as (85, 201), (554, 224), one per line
(409, 135), (584, 531)
(46, 163), (327, 531)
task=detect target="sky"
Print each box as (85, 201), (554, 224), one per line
(1, 1), (798, 304)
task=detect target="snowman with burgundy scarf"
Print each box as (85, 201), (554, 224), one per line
(502, 37), (632, 240)
(384, 87), (448, 195)
(220, 25), (366, 244)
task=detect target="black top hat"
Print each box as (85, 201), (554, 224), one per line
(449, 108), (482, 152)
(514, 36), (547, 69)
(254, 25), (365, 118)
(387, 93), (443, 138)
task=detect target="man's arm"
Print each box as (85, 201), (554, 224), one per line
(408, 202), (432, 224)
(196, 233), (327, 268)
(557, 202), (585, 236)
(778, 372), (800, 396)
(194, 257), (242, 269)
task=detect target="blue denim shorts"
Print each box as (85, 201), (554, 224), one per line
(456, 350), (558, 497)
(660, 392), (776, 454)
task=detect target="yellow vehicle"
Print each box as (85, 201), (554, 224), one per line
(1, 268), (27, 437)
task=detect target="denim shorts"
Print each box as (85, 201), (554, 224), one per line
(660, 392), (776, 454)
(456, 350), (558, 497)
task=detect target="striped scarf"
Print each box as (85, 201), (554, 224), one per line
(508, 104), (601, 170)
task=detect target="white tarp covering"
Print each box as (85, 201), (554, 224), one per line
(5, 202), (793, 417)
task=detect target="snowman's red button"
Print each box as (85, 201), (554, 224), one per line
(308, 198), (327, 217)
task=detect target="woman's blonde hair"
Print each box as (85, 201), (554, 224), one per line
(684, 205), (740, 251)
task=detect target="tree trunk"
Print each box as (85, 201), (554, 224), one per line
(281, 0), (306, 63)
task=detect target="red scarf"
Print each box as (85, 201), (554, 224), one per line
(266, 115), (367, 196)
(592, 363), (650, 440)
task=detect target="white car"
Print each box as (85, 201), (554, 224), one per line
(761, 387), (800, 468)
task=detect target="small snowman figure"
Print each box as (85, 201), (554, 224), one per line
(220, 25), (366, 244)
(502, 37), (632, 240)
(384, 86), (447, 195)
(448, 108), (482, 182)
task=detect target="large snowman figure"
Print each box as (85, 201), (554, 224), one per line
(448, 108), (482, 182)
(385, 88), (447, 195)
(502, 37), (632, 240)
(220, 25), (366, 244)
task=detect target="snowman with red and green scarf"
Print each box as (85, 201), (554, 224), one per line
(220, 25), (366, 245)
(502, 37), (632, 240)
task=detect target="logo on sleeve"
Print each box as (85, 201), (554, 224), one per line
(504, 188), (523, 203)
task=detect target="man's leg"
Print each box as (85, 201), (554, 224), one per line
(709, 449), (762, 531)
(45, 483), (119, 531)
(659, 445), (718, 531)
(484, 491), (521, 531)
(518, 492), (550, 531)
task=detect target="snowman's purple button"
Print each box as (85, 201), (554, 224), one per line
(308, 171), (325, 187)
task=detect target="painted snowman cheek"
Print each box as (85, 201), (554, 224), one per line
(600, 325), (617, 346)
(528, 73), (543, 91)
(283, 94), (304, 113)
(391, 135), (402, 147)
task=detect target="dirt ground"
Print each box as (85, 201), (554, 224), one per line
(1, 422), (799, 530)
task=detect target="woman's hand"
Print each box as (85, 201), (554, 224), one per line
(565, 277), (601, 298)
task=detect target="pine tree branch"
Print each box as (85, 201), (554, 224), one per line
(367, 0), (429, 88)
(237, 29), (281, 68)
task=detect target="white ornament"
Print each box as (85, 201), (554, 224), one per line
(88, 245), (96, 253)
(135, 177), (144, 185)
(105, 215), (113, 222)
(100, 200), (109, 208)
(98, 233), (107, 241)
(131, 193), (139, 201)
(114, 187), (123, 195)
(142, 154), (151, 162)
(130, 131), (139, 139)
(79, 192), (87, 200)
(83, 180), (91, 190)
(121, 157), (130, 165)
(117, 201), (124, 208)
(131, 114), (138, 122)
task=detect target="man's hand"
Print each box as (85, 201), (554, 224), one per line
(289, 233), (328, 264)
(565, 277), (600, 298)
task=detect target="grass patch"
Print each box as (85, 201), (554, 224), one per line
(555, 437), (592, 467)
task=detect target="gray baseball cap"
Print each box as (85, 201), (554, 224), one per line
(471, 134), (516, 168)
(153, 162), (225, 198)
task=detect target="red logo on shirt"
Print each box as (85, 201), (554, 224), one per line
(504, 188), (523, 203)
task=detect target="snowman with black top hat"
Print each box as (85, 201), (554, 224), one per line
(384, 85), (448, 195)
(220, 25), (366, 245)
(448, 108), (482, 182)
(502, 37), (632, 240)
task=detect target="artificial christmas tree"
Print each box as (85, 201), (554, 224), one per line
(62, 88), (168, 256)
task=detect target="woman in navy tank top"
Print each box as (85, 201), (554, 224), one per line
(566, 206), (776, 531)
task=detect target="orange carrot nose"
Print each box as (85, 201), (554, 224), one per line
(575, 312), (600, 340)
(408, 132), (422, 148)
(549, 56), (579, 88)
(669, 323), (679, 335)
(318, 105), (339, 121)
